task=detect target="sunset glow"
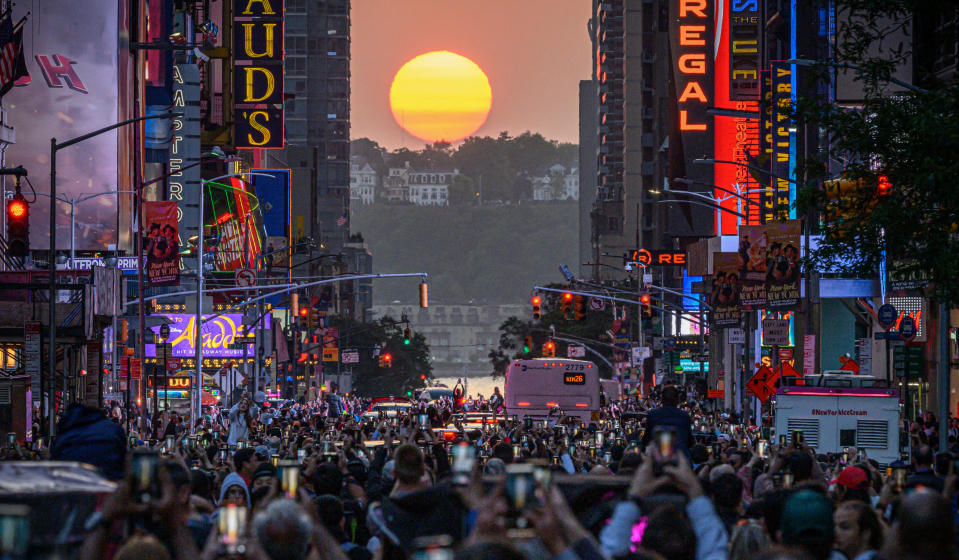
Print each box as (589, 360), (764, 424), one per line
(389, 51), (492, 143)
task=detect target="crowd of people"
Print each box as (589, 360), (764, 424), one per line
(3, 384), (959, 560)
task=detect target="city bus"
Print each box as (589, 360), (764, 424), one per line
(504, 359), (601, 423)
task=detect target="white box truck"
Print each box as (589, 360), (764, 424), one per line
(773, 374), (902, 466)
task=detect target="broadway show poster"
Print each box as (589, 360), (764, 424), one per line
(143, 201), (180, 286)
(711, 252), (742, 328)
(738, 225), (767, 308)
(765, 220), (801, 309)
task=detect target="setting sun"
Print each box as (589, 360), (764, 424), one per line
(389, 51), (492, 143)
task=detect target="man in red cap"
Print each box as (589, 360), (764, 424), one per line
(832, 465), (872, 504)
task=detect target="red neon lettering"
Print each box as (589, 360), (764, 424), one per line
(679, 0), (708, 17)
(679, 25), (706, 46)
(35, 54), (87, 94)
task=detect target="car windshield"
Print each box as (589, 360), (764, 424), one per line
(423, 389), (453, 400)
(373, 403), (409, 412)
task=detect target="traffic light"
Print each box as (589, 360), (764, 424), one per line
(403, 327), (412, 345)
(877, 174), (891, 196)
(309, 308), (320, 329)
(640, 293), (652, 318)
(523, 335), (533, 354)
(573, 294), (586, 320)
(560, 292), (573, 319)
(298, 306), (309, 329)
(6, 192), (29, 257)
(117, 319), (128, 343)
(543, 339), (556, 358)
(531, 295), (542, 320)
(378, 353), (393, 368)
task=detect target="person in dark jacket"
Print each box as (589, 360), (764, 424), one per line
(51, 403), (126, 480)
(641, 385), (693, 459)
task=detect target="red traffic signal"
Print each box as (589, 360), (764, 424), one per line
(640, 293), (651, 305)
(531, 296), (541, 306)
(6, 192), (29, 257)
(877, 174), (891, 196)
(531, 295), (542, 320)
(562, 292), (573, 302)
(299, 307), (309, 317)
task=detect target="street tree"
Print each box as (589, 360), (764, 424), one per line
(328, 315), (432, 397)
(795, 0), (959, 304)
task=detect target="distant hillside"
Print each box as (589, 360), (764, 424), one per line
(351, 202), (579, 306)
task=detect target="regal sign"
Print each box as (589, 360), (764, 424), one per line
(670, 0), (713, 133)
(233, 0), (284, 149)
(624, 249), (687, 267)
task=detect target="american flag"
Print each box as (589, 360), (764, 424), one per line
(0, 15), (27, 98)
(336, 211), (348, 227)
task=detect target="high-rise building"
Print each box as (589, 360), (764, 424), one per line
(274, 0), (352, 258)
(578, 79), (598, 280)
(590, 0), (673, 281)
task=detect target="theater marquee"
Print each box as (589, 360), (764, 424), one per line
(233, 0), (284, 149)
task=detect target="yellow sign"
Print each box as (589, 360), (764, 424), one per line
(322, 348), (339, 362)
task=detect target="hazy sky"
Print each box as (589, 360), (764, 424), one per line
(351, 0), (593, 150)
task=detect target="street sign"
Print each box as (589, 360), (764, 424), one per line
(167, 358), (182, 371)
(663, 338), (677, 351)
(762, 319), (790, 346)
(235, 268), (256, 287)
(24, 321), (41, 391)
(567, 345), (586, 358)
(893, 345), (923, 378)
(588, 297), (606, 311)
(341, 349), (359, 364)
(707, 389), (724, 399)
(159, 323), (170, 340)
(877, 304), (897, 329)
(728, 328), (745, 345)
(322, 348), (339, 362)
(631, 346), (651, 365)
(899, 316), (917, 341)
(746, 365), (775, 402)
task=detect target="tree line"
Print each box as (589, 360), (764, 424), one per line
(351, 132), (578, 205)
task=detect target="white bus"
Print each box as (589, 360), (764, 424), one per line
(505, 359), (601, 423)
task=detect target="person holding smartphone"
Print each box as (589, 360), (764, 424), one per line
(641, 385), (693, 460)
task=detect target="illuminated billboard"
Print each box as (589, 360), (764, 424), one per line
(6, 0), (120, 249)
(233, 0), (285, 149)
(146, 312), (271, 359)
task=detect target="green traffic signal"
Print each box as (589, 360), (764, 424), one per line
(403, 327), (411, 345)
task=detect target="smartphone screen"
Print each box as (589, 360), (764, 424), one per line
(0, 504), (30, 558)
(297, 449), (306, 463)
(218, 505), (248, 553)
(893, 467), (907, 492)
(505, 464), (536, 526)
(791, 430), (803, 447)
(130, 448), (160, 504)
(418, 414), (429, 427)
(778, 434), (787, 447)
(757, 440), (768, 458)
(656, 429), (676, 462)
(451, 442), (476, 485)
(6, 433), (15, 446)
(279, 463), (299, 499)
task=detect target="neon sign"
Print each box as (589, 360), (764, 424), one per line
(671, 0), (713, 132)
(146, 313), (271, 358)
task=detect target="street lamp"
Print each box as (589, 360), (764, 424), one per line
(33, 190), (136, 265)
(47, 111), (181, 438)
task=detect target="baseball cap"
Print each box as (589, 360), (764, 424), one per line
(780, 489), (834, 544)
(832, 466), (869, 490)
(254, 445), (270, 459)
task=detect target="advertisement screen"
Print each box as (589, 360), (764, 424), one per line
(146, 313), (271, 359)
(6, 0), (119, 250)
